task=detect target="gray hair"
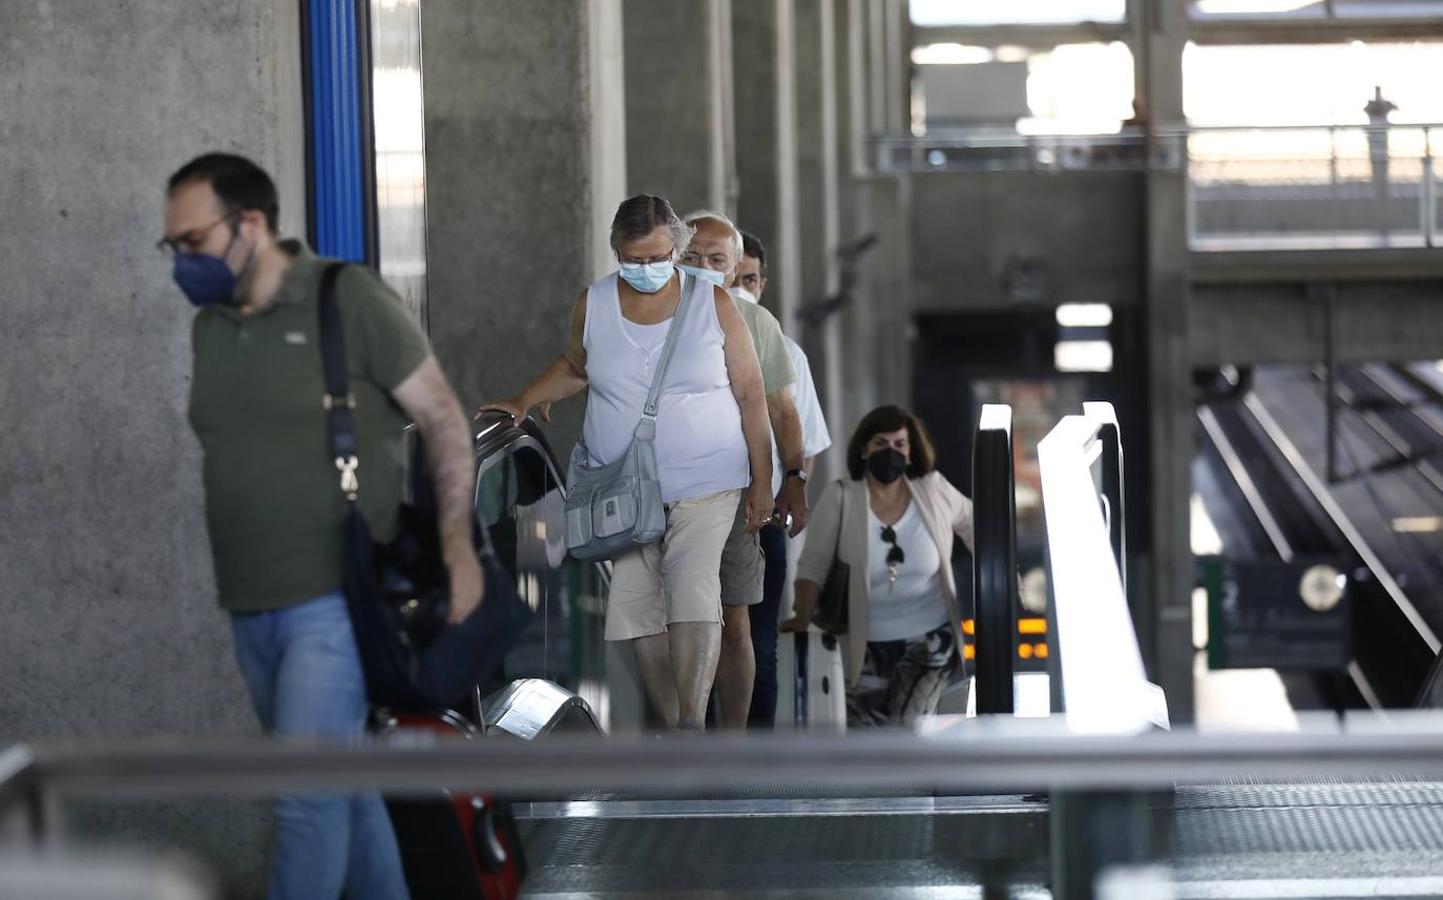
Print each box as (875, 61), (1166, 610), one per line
(683, 208), (745, 262)
(610, 194), (694, 258)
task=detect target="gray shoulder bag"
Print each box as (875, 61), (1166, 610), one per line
(564, 272), (693, 562)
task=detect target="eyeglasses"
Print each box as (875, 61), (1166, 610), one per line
(618, 253), (673, 266)
(156, 213), (235, 257)
(680, 250), (733, 270)
(880, 525), (905, 583)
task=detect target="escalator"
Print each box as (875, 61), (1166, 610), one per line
(485, 404), (1443, 899)
(470, 412), (617, 728)
(1195, 368), (1440, 711)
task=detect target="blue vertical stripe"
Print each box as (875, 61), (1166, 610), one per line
(308, 0), (366, 262)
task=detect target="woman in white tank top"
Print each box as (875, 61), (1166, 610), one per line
(477, 195), (774, 732)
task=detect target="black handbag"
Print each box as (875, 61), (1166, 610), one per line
(811, 480), (850, 636)
(318, 263), (533, 711)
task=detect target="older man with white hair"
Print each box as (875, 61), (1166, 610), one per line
(682, 210), (808, 729)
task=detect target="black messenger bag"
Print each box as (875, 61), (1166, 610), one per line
(318, 263), (533, 711)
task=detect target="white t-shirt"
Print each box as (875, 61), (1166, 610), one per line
(866, 502), (951, 641)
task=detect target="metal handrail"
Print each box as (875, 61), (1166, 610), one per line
(12, 720), (1443, 815)
(973, 404), (1018, 715)
(1038, 404), (1166, 735)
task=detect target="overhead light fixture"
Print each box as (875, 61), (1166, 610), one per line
(1393, 516), (1443, 533)
(994, 44), (1030, 63)
(1194, 0), (1320, 13)
(911, 43), (994, 66)
(1056, 303), (1113, 328)
(1055, 340), (1113, 373)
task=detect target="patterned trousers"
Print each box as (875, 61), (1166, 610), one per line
(845, 624), (958, 728)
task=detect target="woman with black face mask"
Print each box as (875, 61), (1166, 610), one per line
(782, 405), (974, 727)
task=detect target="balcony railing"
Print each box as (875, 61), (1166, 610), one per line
(868, 123), (1441, 250)
(1189, 123), (1440, 250)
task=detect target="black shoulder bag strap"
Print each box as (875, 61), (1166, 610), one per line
(318, 263), (359, 502)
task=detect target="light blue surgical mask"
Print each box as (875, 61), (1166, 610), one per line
(679, 264), (727, 289)
(619, 259), (675, 293)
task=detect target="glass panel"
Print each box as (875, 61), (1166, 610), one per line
(369, 0), (428, 323)
(474, 443), (608, 717)
(910, 0), (1125, 25)
(1183, 42), (1443, 126)
(475, 444), (563, 679)
(913, 42), (1135, 134)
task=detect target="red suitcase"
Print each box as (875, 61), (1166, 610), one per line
(381, 708), (527, 900)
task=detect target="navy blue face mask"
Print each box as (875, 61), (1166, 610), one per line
(172, 226), (249, 308)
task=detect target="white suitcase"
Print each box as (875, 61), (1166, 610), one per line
(778, 629), (846, 731)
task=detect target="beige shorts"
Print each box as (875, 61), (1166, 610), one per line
(719, 492), (765, 607)
(605, 489), (742, 641)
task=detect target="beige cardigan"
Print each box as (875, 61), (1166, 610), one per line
(796, 471), (976, 687)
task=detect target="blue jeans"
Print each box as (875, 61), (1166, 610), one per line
(231, 591), (409, 900)
(747, 523), (788, 728)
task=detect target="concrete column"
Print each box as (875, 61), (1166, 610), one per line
(867, 0), (888, 135)
(884, 0), (911, 131)
(422, 0), (627, 456)
(623, 0), (734, 213)
(1, 0), (304, 890)
(794, 0), (844, 460)
(1132, 0), (1195, 722)
(835, 1), (913, 439)
(733, 0), (802, 336)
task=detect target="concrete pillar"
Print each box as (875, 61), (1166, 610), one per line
(794, 0), (845, 467)
(623, 0), (735, 213)
(835, 0), (913, 437)
(1, 0), (304, 890)
(884, 0), (911, 131)
(865, 0), (910, 133)
(733, 0), (802, 337)
(1131, 0), (1195, 722)
(422, 0), (627, 456)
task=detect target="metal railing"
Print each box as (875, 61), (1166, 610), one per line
(1038, 402), (1167, 735)
(1189, 123), (1440, 250)
(870, 127), (1180, 174)
(868, 123), (1442, 250)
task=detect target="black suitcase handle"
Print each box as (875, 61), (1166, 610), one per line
(794, 632), (809, 728)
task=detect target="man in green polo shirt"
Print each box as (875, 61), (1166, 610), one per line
(162, 153), (479, 900)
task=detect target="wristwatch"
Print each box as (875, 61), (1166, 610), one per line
(784, 468), (808, 484)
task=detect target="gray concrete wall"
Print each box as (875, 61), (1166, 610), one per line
(422, 0), (626, 457)
(0, 1), (305, 893)
(908, 171), (1145, 312)
(1192, 281), (1443, 366)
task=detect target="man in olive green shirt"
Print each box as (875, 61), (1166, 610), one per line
(163, 153), (478, 900)
(682, 211), (808, 730)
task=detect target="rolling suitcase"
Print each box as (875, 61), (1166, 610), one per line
(786, 629), (847, 731)
(381, 679), (602, 900)
(380, 707), (527, 900)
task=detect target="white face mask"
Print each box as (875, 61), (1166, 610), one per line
(679, 263), (727, 289)
(728, 285), (758, 304)
(618, 259), (675, 293)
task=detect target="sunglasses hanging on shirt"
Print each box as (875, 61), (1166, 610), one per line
(880, 525), (905, 584)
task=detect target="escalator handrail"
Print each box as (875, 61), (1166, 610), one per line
(1038, 405), (1167, 734)
(1082, 401), (1126, 593)
(972, 404), (1018, 716)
